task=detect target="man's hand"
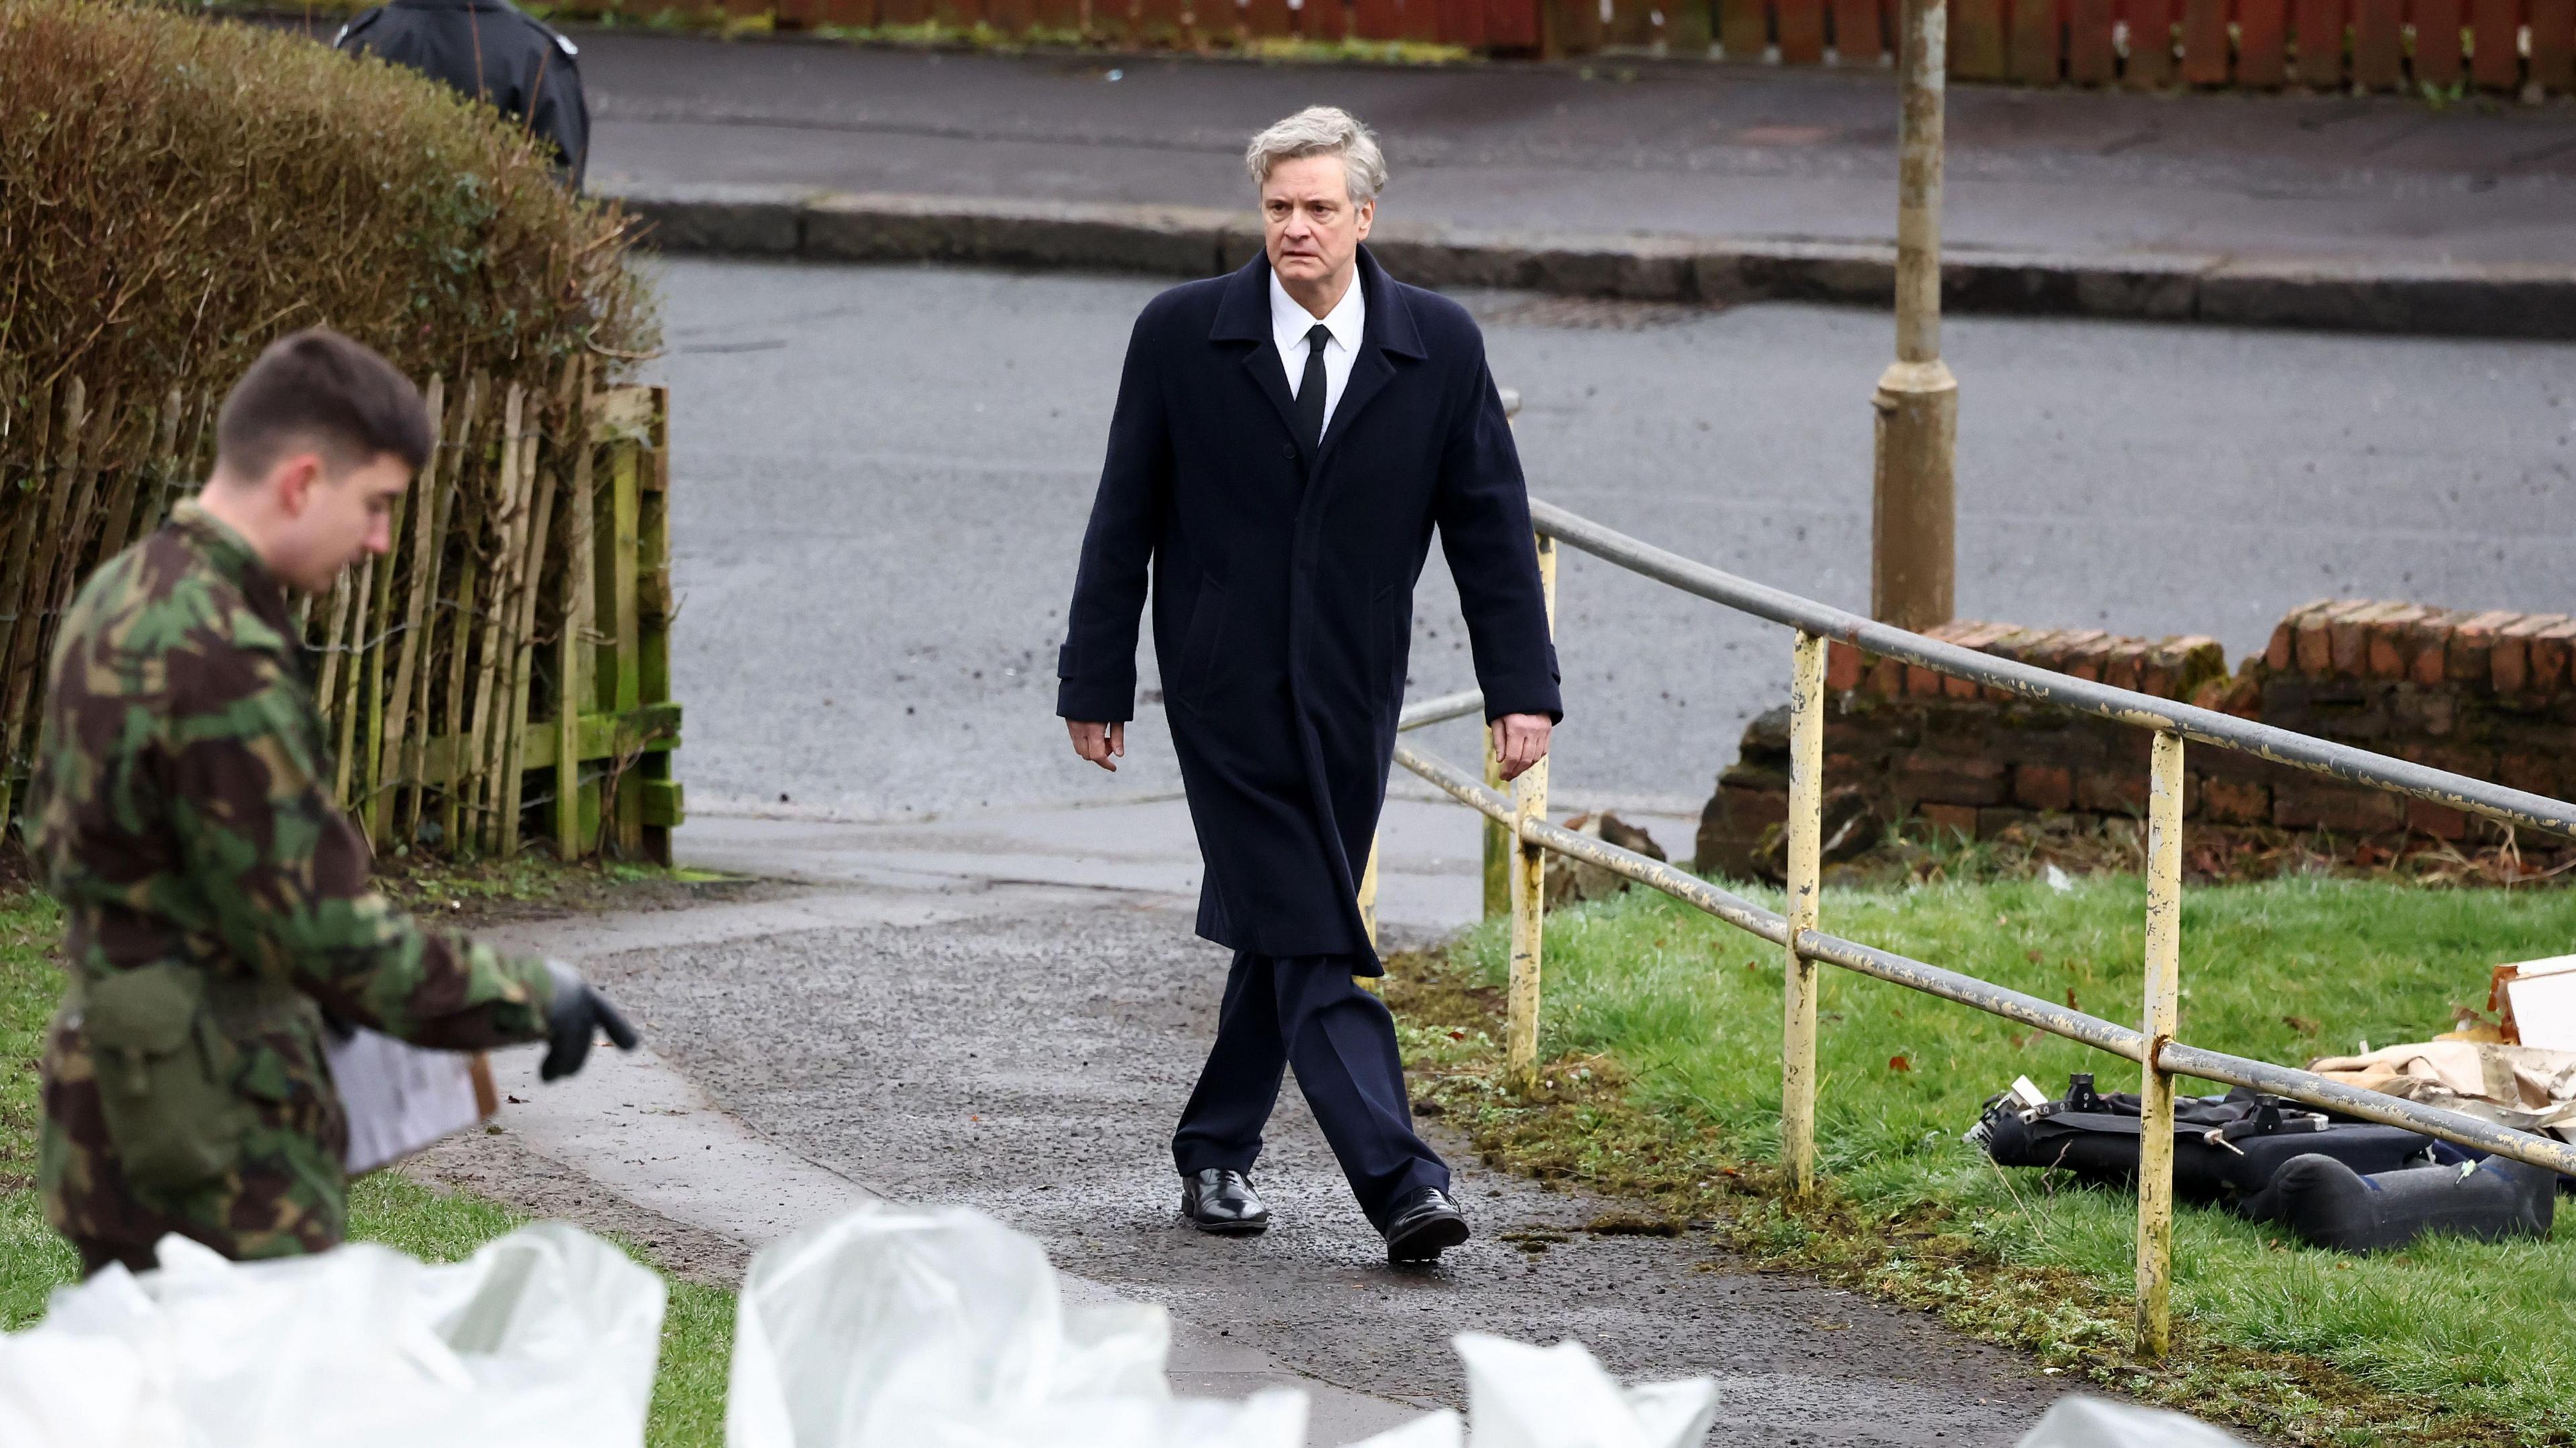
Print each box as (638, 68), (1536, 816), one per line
(1491, 713), (1552, 782)
(539, 960), (641, 1082)
(1067, 720), (1126, 772)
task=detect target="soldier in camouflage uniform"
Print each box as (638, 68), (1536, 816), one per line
(30, 329), (637, 1276)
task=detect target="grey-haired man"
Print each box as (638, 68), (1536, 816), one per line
(1057, 107), (1560, 1264)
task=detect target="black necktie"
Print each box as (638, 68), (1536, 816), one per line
(1294, 323), (1331, 462)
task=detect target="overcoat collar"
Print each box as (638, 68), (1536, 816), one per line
(1210, 244), (1424, 356)
(1211, 245), (1426, 465)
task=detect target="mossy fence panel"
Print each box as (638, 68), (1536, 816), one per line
(0, 372), (680, 865)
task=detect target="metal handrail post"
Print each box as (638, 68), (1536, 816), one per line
(1782, 630), (1828, 1197)
(1356, 836), (1383, 993)
(1504, 533), (1558, 1087)
(2135, 730), (2186, 1357)
(1487, 386), (1522, 922)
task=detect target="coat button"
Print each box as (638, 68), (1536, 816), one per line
(1280, 443), (1297, 461)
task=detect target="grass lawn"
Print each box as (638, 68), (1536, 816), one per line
(1390, 873), (2576, 1448)
(0, 887), (735, 1447)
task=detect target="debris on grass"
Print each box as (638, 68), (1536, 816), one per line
(1383, 932), (2560, 1448)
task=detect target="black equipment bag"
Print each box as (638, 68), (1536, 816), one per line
(2241, 1153), (2557, 1253)
(1970, 1073), (2438, 1207)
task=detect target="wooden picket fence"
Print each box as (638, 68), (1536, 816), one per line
(0, 370), (681, 865)
(592, 0), (2575, 94)
(1929, 0), (2569, 91)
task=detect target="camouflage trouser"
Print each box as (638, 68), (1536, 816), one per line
(40, 1013), (352, 1272)
(72, 1235), (156, 1278)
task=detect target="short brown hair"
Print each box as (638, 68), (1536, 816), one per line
(215, 328), (433, 480)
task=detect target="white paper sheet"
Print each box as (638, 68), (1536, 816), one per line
(324, 1027), (493, 1174)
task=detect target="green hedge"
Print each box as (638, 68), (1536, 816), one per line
(0, 0), (655, 405)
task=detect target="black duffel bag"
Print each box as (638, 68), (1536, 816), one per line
(1970, 1072), (2438, 1207)
(2240, 1152), (2557, 1252)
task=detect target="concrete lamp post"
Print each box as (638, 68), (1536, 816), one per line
(1872, 0), (1959, 633)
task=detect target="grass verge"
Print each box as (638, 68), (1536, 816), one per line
(1385, 873), (2576, 1448)
(0, 879), (735, 1446)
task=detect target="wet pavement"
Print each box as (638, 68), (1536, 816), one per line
(463, 856), (2072, 1445)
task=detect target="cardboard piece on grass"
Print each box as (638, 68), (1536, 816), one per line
(2498, 954), (2576, 1051)
(2307, 1039), (2576, 1139)
(0, 1222), (664, 1448)
(2015, 1396), (2246, 1447)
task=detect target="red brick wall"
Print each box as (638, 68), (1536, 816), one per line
(1695, 601), (2576, 879)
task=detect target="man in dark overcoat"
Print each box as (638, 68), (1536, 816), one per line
(336, 0), (590, 188)
(1057, 106), (1560, 1264)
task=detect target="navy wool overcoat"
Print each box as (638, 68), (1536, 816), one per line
(1056, 247), (1563, 972)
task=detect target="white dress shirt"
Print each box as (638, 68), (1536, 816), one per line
(1270, 267), (1365, 434)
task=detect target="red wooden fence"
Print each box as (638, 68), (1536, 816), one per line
(639, 0), (2575, 93)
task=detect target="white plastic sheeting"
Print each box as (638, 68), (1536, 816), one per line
(0, 1223), (664, 1448)
(724, 1203), (1721, 1448)
(3, 1200), (1732, 1448)
(1456, 1334), (1721, 1448)
(2016, 1396), (2248, 1448)
(724, 1203), (1303, 1448)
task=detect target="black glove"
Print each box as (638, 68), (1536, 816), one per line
(540, 960), (641, 1081)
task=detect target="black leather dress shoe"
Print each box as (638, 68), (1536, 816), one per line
(1180, 1168), (1271, 1235)
(1383, 1186), (1470, 1264)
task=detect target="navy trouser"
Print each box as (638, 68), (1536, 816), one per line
(1171, 950), (1449, 1229)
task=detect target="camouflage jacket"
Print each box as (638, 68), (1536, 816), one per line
(29, 502), (555, 1270)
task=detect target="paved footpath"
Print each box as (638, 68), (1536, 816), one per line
(417, 803), (2114, 1447)
(573, 31), (2576, 268)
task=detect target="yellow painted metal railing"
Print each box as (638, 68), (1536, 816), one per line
(1386, 500), (2576, 1358)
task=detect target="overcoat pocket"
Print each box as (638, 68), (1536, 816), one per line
(1373, 581), (1410, 695)
(1171, 577), (1230, 709)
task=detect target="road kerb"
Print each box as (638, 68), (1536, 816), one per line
(606, 186), (2576, 340)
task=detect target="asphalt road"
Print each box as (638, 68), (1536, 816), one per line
(576, 32), (2576, 266)
(655, 256), (2576, 824)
